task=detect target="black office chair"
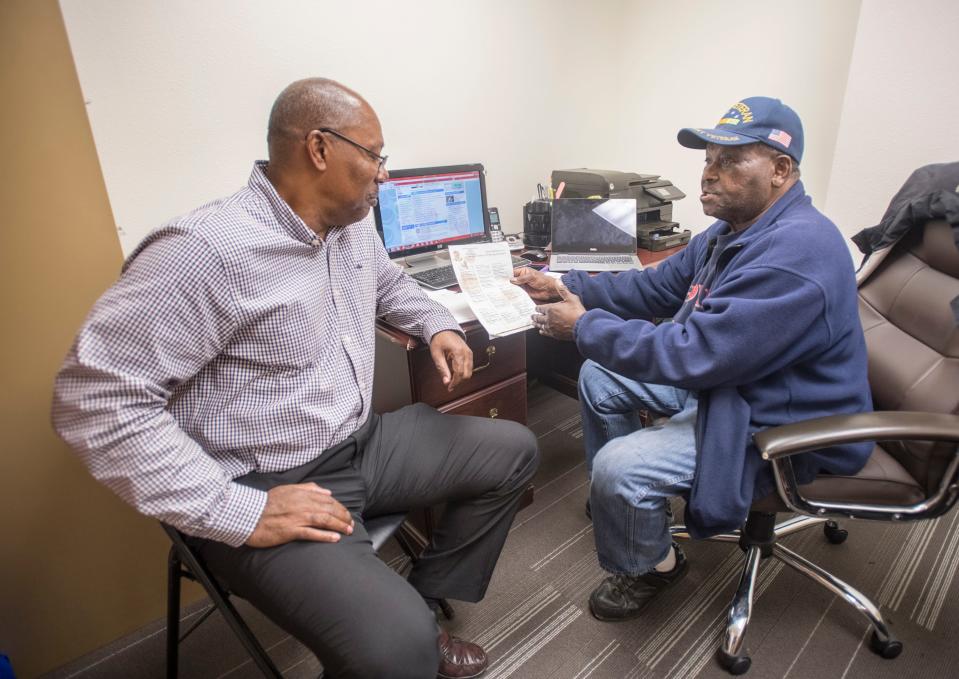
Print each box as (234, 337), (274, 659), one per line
(164, 512), (444, 678)
(670, 218), (959, 674)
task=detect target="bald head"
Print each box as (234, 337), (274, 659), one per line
(267, 78), (372, 165)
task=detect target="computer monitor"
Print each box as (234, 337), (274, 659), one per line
(374, 163), (491, 259)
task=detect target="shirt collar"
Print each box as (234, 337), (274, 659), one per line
(248, 161), (323, 245)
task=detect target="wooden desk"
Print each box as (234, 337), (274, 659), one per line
(635, 243), (686, 267)
(527, 245), (686, 399)
(372, 246), (686, 404)
(372, 320), (528, 425)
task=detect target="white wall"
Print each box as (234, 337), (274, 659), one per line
(825, 0), (959, 250)
(63, 0), (956, 259)
(60, 0), (629, 253)
(612, 0), (862, 233)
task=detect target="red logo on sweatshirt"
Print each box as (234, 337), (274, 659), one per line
(686, 283), (710, 309)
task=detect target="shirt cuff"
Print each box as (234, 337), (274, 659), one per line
(197, 482), (269, 547)
(422, 315), (465, 344)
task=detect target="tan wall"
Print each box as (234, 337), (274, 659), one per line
(0, 2), (196, 676)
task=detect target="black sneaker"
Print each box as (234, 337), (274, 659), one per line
(588, 543), (688, 621)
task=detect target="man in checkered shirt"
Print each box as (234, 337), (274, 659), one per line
(53, 78), (539, 679)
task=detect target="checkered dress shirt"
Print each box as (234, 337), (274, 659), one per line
(52, 162), (460, 546)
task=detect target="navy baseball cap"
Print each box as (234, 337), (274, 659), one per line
(677, 96), (804, 164)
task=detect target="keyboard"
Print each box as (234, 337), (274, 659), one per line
(411, 265), (458, 289)
(411, 257), (530, 290)
(554, 254), (635, 265)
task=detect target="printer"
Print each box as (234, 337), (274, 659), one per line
(551, 169), (690, 251)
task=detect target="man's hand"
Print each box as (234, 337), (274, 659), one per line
(429, 330), (473, 391)
(510, 267), (563, 303)
(245, 483), (354, 548)
(532, 283), (586, 341)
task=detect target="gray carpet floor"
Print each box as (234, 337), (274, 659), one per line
(47, 382), (959, 679)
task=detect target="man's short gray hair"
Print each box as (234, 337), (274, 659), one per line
(267, 78), (365, 162)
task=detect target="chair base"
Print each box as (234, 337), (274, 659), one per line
(670, 513), (901, 675)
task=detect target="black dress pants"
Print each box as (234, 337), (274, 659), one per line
(192, 403), (539, 679)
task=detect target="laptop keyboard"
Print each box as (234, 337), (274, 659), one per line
(554, 254), (634, 264)
(411, 257), (530, 289)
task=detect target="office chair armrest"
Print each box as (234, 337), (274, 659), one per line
(756, 412), (959, 522)
(754, 411), (959, 461)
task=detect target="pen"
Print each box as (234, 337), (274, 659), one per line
(555, 181), (566, 199)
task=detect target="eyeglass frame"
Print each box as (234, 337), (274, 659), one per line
(306, 127), (388, 172)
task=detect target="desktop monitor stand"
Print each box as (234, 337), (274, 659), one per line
(399, 250), (451, 276)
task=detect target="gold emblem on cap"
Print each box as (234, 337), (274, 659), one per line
(717, 102), (753, 127)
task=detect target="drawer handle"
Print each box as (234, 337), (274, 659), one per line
(473, 345), (496, 373)
(489, 407), (499, 419)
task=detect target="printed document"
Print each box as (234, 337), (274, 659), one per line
(448, 242), (535, 337)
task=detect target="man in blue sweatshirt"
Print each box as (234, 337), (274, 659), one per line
(512, 97), (872, 622)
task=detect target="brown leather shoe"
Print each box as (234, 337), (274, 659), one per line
(437, 628), (488, 679)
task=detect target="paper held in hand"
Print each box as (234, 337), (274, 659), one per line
(448, 242), (535, 337)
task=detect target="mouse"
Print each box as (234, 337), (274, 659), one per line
(521, 250), (547, 262)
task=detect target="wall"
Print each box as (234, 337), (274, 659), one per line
(59, 0), (866, 253)
(824, 0), (959, 249)
(58, 0), (630, 253)
(612, 0), (862, 234)
(0, 2), (196, 676)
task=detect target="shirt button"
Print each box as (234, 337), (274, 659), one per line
(310, 237), (320, 247)
(342, 335), (351, 344)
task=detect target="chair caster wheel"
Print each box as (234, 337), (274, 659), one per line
(717, 649), (751, 675)
(824, 520), (848, 544)
(869, 631), (902, 659)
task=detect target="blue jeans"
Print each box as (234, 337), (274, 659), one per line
(578, 360), (698, 575)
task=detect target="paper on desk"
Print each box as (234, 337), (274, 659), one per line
(448, 242), (535, 337)
(424, 287), (477, 323)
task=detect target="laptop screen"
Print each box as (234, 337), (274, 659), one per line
(374, 164), (490, 258)
(551, 198), (638, 253)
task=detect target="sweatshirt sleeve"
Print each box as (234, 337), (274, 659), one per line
(51, 230), (267, 546)
(573, 264), (830, 391)
(562, 242), (697, 320)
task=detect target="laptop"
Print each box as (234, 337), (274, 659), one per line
(548, 198), (643, 273)
(373, 163), (528, 289)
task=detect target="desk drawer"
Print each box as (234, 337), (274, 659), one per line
(438, 373), (527, 424)
(411, 330), (525, 408)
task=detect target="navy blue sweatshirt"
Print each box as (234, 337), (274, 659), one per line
(563, 181), (872, 538)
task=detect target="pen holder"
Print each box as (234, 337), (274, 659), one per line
(523, 200), (551, 248)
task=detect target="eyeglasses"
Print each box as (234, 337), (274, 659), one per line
(309, 128), (388, 172)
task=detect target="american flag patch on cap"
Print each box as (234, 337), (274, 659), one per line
(768, 129), (792, 147)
